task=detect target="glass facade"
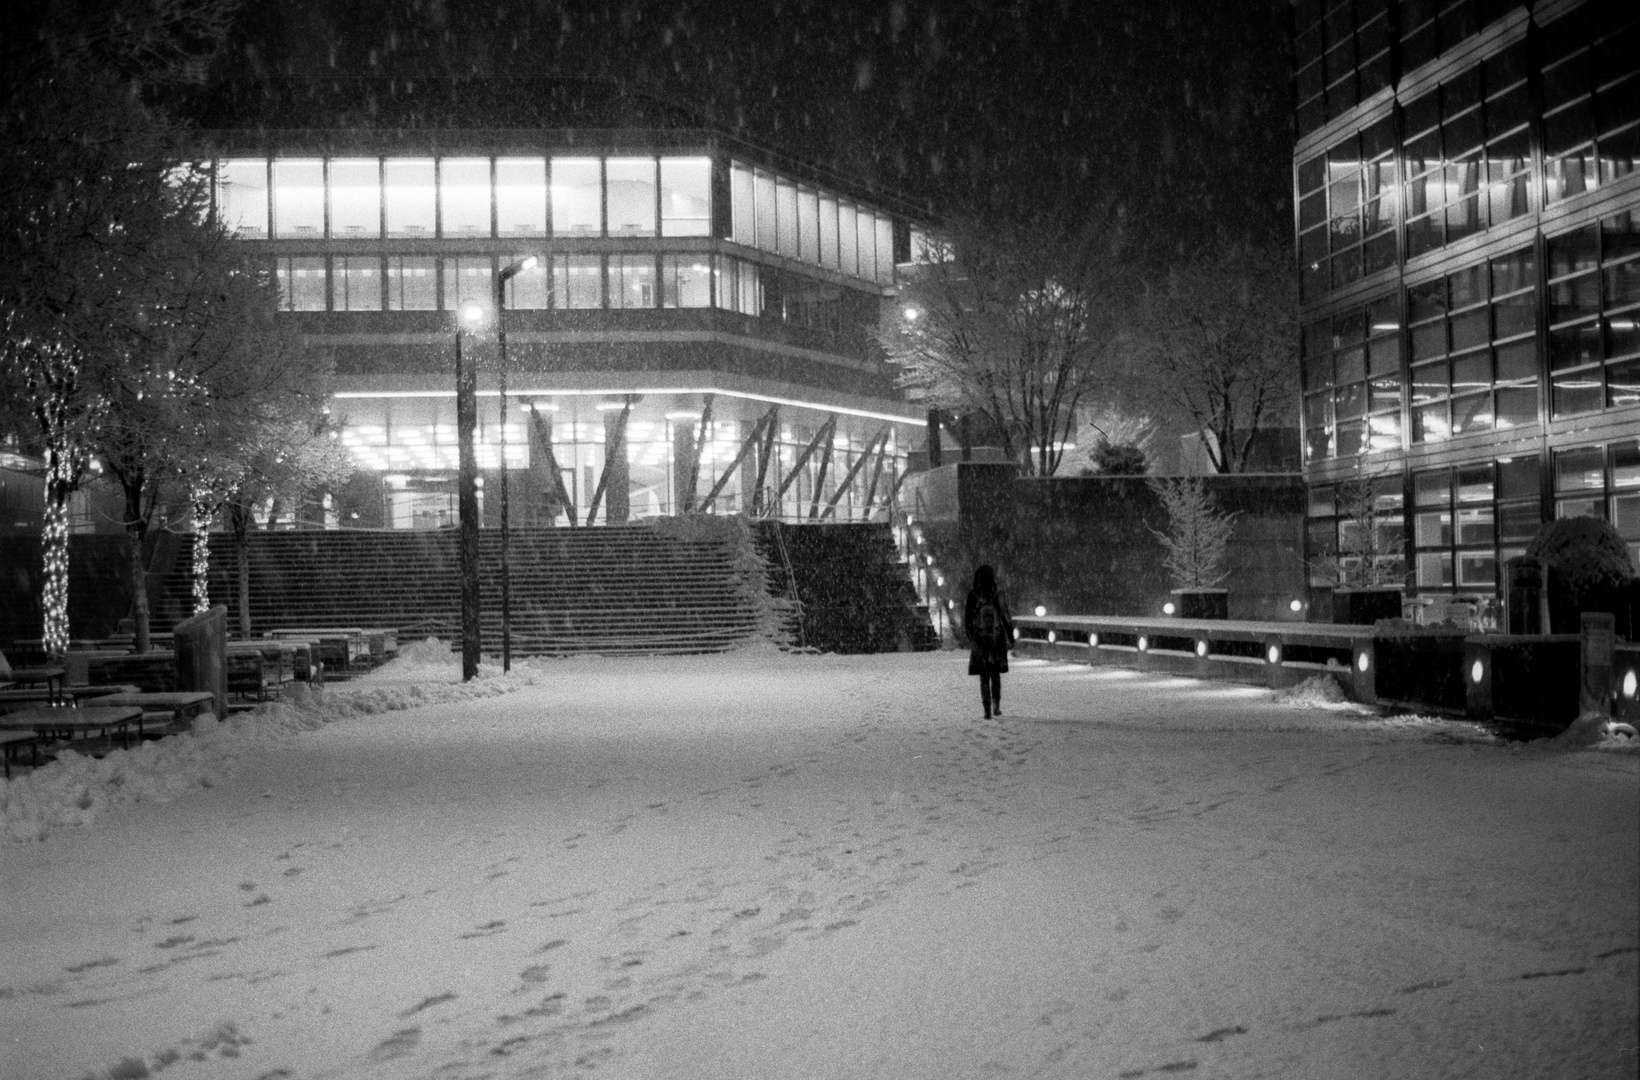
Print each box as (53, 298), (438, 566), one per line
(1296, 7), (1639, 303)
(1546, 211), (1640, 414)
(333, 397), (906, 527)
(220, 140), (923, 529)
(1294, 0), (1640, 605)
(729, 161), (896, 285)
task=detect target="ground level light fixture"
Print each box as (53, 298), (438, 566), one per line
(1163, 602), (1176, 615)
(1033, 604), (1047, 617)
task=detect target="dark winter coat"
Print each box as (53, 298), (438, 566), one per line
(964, 587), (1014, 675)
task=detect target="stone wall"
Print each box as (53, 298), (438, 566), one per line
(901, 463), (1309, 623)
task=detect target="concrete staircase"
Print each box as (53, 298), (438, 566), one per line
(155, 527), (761, 655)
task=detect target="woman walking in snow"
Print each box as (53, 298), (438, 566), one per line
(964, 564), (1014, 719)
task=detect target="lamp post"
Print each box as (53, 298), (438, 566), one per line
(494, 255), (538, 673)
(456, 299), (486, 682)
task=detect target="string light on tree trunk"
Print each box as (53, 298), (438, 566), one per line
(191, 493), (212, 615)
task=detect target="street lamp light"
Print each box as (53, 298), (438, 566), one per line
(455, 298), (486, 682)
(495, 255), (538, 673)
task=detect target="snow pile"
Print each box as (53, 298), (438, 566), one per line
(1552, 711), (1640, 752)
(0, 712), (260, 842)
(394, 635), (458, 666)
(1361, 712), (1503, 744)
(1, 666), (534, 843)
(1271, 674), (1357, 709)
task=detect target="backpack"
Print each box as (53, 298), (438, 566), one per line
(974, 596), (1004, 647)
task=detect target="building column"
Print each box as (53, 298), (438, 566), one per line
(672, 419), (695, 515)
(604, 407), (630, 524)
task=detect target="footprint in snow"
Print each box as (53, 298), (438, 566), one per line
(400, 992), (457, 1017)
(369, 1028), (420, 1062)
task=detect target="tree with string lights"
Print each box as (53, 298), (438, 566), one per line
(0, 0), (245, 655)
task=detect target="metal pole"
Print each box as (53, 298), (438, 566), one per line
(456, 328), (481, 682)
(496, 275), (512, 673)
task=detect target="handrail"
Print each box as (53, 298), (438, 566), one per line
(765, 521), (806, 649)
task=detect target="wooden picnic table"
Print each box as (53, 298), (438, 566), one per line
(87, 692), (216, 736)
(0, 705), (144, 751)
(7, 666), (65, 703)
(0, 685), (142, 712)
(1, 729), (40, 778)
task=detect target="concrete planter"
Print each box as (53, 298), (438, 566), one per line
(1170, 589), (1228, 620)
(1331, 587), (1402, 626)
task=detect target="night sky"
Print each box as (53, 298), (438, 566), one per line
(175, 0), (1295, 260)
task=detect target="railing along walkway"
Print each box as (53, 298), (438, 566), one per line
(1013, 614), (1379, 703)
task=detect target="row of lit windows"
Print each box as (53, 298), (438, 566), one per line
(728, 162), (897, 285)
(214, 153), (906, 290)
(1295, 5), (1639, 300)
(217, 155), (711, 242)
(1302, 213), (1640, 462)
(272, 251), (874, 332)
(1305, 440), (1640, 595)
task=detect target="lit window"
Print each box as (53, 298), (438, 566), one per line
(608, 254), (655, 309)
(333, 256), (381, 311)
(441, 256), (493, 311)
(440, 158), (492, 237)
(276, 256), (327, 311)
(658, 158), (710, 237)
(552, 158), (602, 236)
(384, 159), (436, 237)
(838, 202), (858, 278)
(661, 256), (711, 308)
(271, 159), (324, 237)
(329, 158), (381, 237)
(216, 158), (268, 237)
(496, 158), (546, 237)
(387, 257), (436, 311)
(606, 157), (657, 236)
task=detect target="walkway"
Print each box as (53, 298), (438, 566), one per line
(2, 653), (1635, 1079)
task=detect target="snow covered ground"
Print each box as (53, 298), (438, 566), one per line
(2, 649), (1636, 1080)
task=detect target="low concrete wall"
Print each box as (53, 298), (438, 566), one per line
(901, 463), (1309, 624)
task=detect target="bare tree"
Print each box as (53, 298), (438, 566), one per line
(0, 72), (202, 654)
(1311, 473), (1405, 589)
(213, 412), (354, 639)
(1, 0), (246, 654)
(1149, 476), (1239, 590)
(1135, 247), (1297, 474)
(879, 206), (1128, 476)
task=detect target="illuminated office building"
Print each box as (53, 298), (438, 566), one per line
(205, 130), (930, 529)
(1293, 0), (1638, 612)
